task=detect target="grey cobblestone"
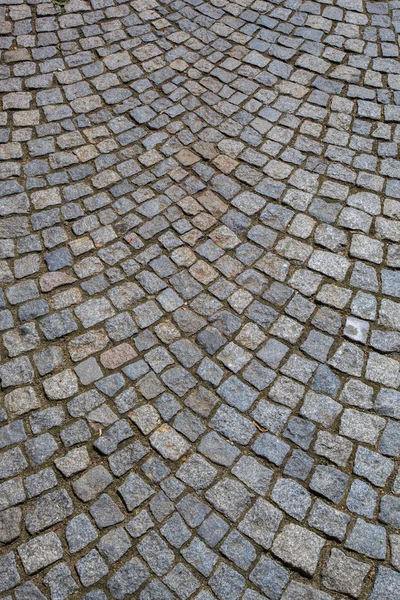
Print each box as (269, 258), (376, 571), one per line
(0, 0), (398, 597)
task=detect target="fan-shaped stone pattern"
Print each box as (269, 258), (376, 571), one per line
(0, 0), (399, 598)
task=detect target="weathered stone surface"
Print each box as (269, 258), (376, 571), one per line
(2, 4), (399, 596)
(39, 272), (77, 292)
(0, 552), (20, 593)
(150, 425), (190, 461)
(72, 466), (113, 502)
(18, 532), (63, 575)
(43, 369), (78, 400)
(272, 524), (325, 576)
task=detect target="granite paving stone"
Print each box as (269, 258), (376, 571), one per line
(0, 0), (398, 596)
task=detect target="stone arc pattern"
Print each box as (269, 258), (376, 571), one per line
(1, 0), (400, 599)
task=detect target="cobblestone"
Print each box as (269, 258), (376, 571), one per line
(0, 0), (398, 597)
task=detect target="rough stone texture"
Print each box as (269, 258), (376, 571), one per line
(18, 532), (63, 575)
(322, 548), (370, 598)
(272, 524), (325, 576)
(0, 2), (398, 597)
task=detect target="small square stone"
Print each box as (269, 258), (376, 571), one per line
(272, 523), (325, 576)
(205, 478), (253, 522)
(322, 548), (370, 597)
(76, 549), (109, 587)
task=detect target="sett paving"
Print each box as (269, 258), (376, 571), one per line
(0, 0), (400, 597)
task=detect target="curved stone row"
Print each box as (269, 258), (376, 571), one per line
(0, 0), (400, 599)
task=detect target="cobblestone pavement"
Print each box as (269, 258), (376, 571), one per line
(2, 0), (400, 598)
